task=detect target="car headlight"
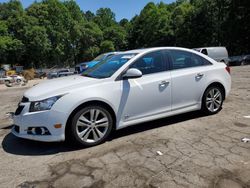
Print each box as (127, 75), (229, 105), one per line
(29, 96), (62, 112)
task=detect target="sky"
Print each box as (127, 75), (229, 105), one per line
(0, 0), (175, 21)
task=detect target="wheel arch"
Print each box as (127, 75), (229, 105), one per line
(65, 100), (117, 139)
(203, 82), (226, 101)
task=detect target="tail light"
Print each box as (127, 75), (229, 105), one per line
(225, 66), (230, 74)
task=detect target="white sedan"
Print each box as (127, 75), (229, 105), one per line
(12, 47), (231, 146)
(0, 75), (12, 83)
(10, 75), (25, 83)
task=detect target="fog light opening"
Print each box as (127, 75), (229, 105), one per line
(28, 127), (51, 135)
(35, 127), (44, 135)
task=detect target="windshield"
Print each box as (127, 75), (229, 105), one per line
(93, 54), (106, 61)
(82, 53), (137, 79)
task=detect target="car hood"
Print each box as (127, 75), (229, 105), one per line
(24, 75), (100, 101)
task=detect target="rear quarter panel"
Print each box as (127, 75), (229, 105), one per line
(200, 62), (231, 100)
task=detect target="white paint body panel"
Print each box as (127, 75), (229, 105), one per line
(12, 47), (231, 142)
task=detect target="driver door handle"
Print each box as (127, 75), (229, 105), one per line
(159, 81), (169, 87)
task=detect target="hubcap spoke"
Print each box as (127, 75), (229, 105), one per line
(92, 129), (99, 141)
(214, 101), (220, 108)
(78, 127), (90, 138)
(210, 102), (214, 111)
(82, 128), (92, 141)
(96, 122), (109, 128)
(78, 115), (91, 125)
(94, 110), (100, 121)
(214, 99), (221, 107)
(90, 109), (95, 121)
(214, 91), (221, 99)
(209, 89), (214, 98)
(95, 127), (104, 138)
(77, 120), (90, 127)
(96, 117), (108, 125)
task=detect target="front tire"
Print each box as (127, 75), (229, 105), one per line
(201, 86), (224, 115)
(69, 105), (113, 147)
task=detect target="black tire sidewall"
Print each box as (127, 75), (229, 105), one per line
(202, 86), (223, 115)
(70, 105), (113, 147)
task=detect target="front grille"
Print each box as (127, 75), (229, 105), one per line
(14, 125), (20, 133)
(21, 96), (29, 103)
(15, 105), (24, 115)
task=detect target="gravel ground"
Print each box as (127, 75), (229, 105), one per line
(0, 66), (250, 188)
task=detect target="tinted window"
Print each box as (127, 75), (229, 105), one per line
(170, 50), (211, 70)
(82, 53), (137, 79)
(130, 51), (167, 75)
(93, 54), (106, 61)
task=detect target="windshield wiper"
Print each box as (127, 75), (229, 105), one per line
(82, 74), (96, 78)
(82, 74), (105, 79)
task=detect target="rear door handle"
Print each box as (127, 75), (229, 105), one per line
(159, 81), (169, 87)
(196, 73), (204, 78)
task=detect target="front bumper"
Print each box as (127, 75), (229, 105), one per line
(11, 102), (67, 142)
(11, 126), (64, 142)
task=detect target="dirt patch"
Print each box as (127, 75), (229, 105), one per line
(234, 122), (249, 128)
(210, 169), (250, 188)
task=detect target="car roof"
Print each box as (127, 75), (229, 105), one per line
(123, 47), (196, 54)
(104, 52), (121, 56)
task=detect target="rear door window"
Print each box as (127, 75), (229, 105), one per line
(170, 50), (212, 70)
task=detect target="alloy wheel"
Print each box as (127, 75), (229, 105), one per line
(205, 88), (222, 112)
(76, 108), (109, 143)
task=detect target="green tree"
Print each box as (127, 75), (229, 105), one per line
(22, 25), (51, 68)
(129, 2), (174, 48)
(103, 25), (127, 50)
(100, 40), (115, 53)
(84, 10), (95, 21)
(80, 21), (103, 61)
(94, 8), (116, 29)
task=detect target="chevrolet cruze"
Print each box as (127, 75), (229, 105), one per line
(12, 47), (231, 146)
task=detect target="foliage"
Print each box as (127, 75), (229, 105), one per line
(100, 40), (115, 53)
(0, 0), (249, 68)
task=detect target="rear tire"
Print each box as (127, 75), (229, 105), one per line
(201, 86), (224, 115)
(69, 105), (113, 147)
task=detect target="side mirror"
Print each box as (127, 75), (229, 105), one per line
(123, 68), (142, 79)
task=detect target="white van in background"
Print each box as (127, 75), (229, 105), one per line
(194, 47), (229, 64)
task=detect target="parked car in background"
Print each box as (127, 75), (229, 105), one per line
(75, 52), (119, 73)
(194, 47), (229, 65)
(12, 47), (231, 147)
(34, 69), (47, 79)
(241, 55), (250, 65)
(228, 56), (243, 66)
(0, 75), (12, 84)
(228, 54), (250, 66)
(47, 69), (76, 79)
(10, 75), (25, 83)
